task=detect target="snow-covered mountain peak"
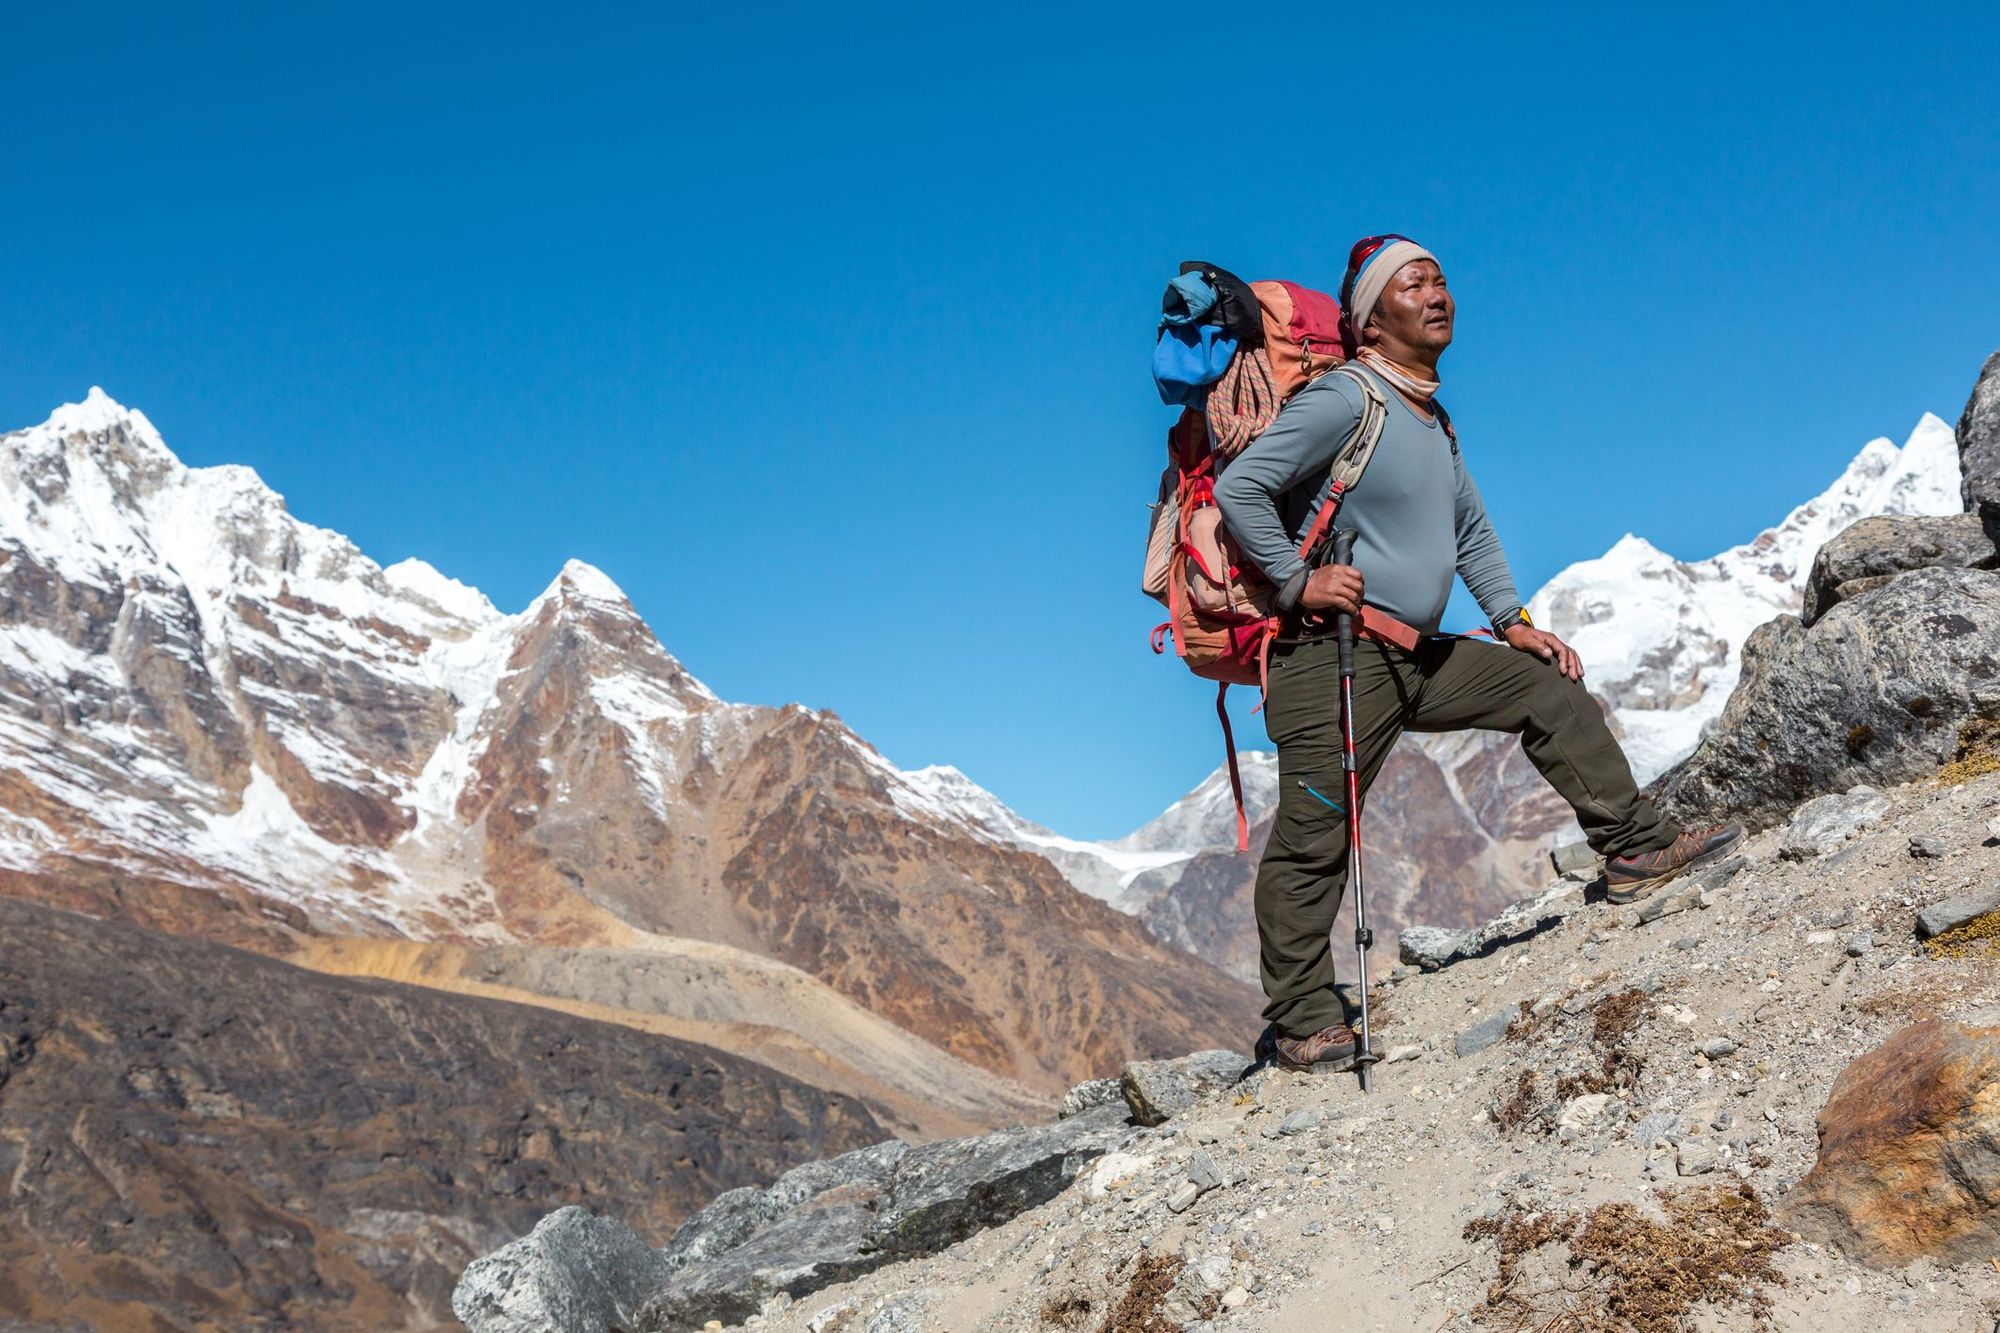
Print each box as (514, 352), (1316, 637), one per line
(40, 386), (167, 452)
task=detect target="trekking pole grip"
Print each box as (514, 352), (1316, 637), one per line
(1331, 528), (1358, 679)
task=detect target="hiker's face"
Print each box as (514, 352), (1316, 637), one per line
(1365, 260), (1453, 356)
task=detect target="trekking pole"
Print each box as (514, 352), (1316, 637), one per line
(1329, 528), (1381, 1092)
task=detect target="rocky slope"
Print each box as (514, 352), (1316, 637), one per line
(0, 894), (883, 1332)
(0, 390), (1257, 1108)
(454, 762), (2000, 1333)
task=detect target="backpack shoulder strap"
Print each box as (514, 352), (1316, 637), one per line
(1291, 365), (1390, 561)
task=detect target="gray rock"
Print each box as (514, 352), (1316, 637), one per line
(1058, 1077), (1124, 1120)
(1165, 1181), (1203, 1214)
(1847, 930), (1875, 957)
(1550, 840), (1602, 879)
(453, 1207), (671, 1333)
(1702, 1038), (1739, 1059)
(1958, 349), (2000, 542)
(1121, 1049), (1248, 1127)
(862, 1294), (930, 1333)
(1301, 1218), (1325, 1236)
(1780, 787), (1893, 859)
(1914, 884), (2000, 939)
(1185, 1150), (1224, 1192)
(1456, 1009), (1514, 1059)
(1909, 835), (1950, 859)
(1803, 513), (1997, 627)
(1276, 1108), (1320, 1136)
(1672, 936), (1701, 951)
(1397, 925), (1468, 971)
(1659, 569), (2000, 831)
(1676, 1144), (1722, 1177)
(633, 1107), (1128, 1329)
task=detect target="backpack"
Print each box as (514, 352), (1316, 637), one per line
(1140, 334), (1391, 848)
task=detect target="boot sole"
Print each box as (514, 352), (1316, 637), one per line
(1604, 830), (1744, 905)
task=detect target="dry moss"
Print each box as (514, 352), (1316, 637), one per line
(1491, 1069), (1544, 1133)
(1464, 1184), (1789, 1330)
(1097, 1253), (1213, 1333)
(1935, 717), (2000, 785)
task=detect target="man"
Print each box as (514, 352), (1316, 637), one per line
(1213, 234), (1741, 1073)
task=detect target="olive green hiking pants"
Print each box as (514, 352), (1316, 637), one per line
(1257, 633), (1677, 1037)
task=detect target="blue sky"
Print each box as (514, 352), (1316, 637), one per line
(4, 4), (1996, 837)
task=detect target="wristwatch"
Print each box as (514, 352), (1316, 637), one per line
(1493, 606), (1533, 635)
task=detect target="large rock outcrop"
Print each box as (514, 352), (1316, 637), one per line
(1788, 1019), (2000, 1267)
(0, 897), (882, 1331)
(1958, 349), (2000, 541)
(453, 1106), (1133, 1333)
(1658, 566), (2000, 830)
(1801, 512), (1996, 626)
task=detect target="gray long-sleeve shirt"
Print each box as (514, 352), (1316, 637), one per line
(1212, 365), (1521, 636)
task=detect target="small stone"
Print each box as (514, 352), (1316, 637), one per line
(1677, 1144), (1721, 1177)
(1300, 1219), (1325, 1237)
(1277, 1109), (1320, 1137)
(1559, 1093), (1611, 1133)
(1374, 1214), (1395, 1234)
(1779, 787), (1892, 859)
(1166, 1181), (1202, 1214)
(1186, 1151), (1224, 1192)
(1846, 931), (1874, 957)
(1672, 936), (1700, 951)
(1398, 925), (1469, 971)
(1384, 1044), (1424, 1066)
(1220, 1285), (1250, 1309)
(1908, 835), (1948, 860)
(1456, 1009), (1513, 1058)
(1702, 1038), (1739, 1059)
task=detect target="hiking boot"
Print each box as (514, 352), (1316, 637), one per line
(1271, 1022), (1375, 1073)
(1603, 824), (1744, 904)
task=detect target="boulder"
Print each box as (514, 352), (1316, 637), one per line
(634, 1106), (1129, 1330)
(1119, 1049), (1249, 1126)
(1958, 349), (2000, 542)
(1397, 925), (1469, 971)
(1778, 787), (1893, 859)
(1802, 513), (1997, 627)
(453, 1207), (672, 1333)
(1787, 1020), (2000, 1266)
(1658, 567), (2000, 831)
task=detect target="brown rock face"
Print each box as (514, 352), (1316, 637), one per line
(1788, 1019), (2000, 1267)
(0, 896), (883, 1331)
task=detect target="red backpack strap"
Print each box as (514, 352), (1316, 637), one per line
(1215, 682), (1249, 852)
